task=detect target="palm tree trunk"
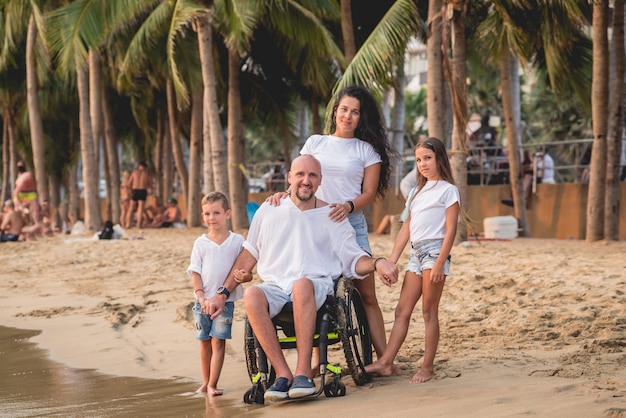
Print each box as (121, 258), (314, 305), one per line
(587, 0), (609, 241)
(227, 49), (249, 230)
(605, 0), (624, 241)
(26, 16), (48, 202)
(444, 0), (469, 241)
(2, 110), (9, 202)
(188, 92), (203, 226)
(427, 0), (445, 140)
(500, 49), (529, 236)
(391, 65), (406, 186)
(89, 51), (106, 218)
(340, 0), (356, 61)
(163, 116), (173, 198)
(77, 63), (101, 231)
(197, 14), (227, 195)
(154, 108), (164, 199)
(102, 88), (121, 224)
(166, 79), (189, 203)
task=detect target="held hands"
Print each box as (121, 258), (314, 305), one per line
(374, 259), (399, 287)
(233, 269), (252, 284)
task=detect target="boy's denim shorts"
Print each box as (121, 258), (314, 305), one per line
(348, 210), (372, 255)
(193, 301), (234, 340)
(405, 239), (451, 276)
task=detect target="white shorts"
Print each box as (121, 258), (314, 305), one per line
(256, 279), (334, 318)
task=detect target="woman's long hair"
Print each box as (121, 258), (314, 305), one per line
(328, 86), (395, 198)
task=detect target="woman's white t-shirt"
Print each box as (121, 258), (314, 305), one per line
(300, 134), (381, 203)
(407, 180), (460, 242)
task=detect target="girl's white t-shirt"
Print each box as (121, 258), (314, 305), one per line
(186, 231), (245, 302)
(300, 135), (381, 203)
(408, 180), (460, 242)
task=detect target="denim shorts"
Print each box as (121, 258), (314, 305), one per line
(193, 301), (234, 340)
(405, 239), (451, 276)
(348, 210), (372, 255)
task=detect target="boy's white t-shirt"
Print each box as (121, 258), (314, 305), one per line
(300, 134), (381, 203)
(407, 180), (460, 242)
(243, 198), (369, 294)
(186, 231), (244, 302)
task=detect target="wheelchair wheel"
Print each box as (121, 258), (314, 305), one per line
(323, 378), (346, 397)
(244, 316), (275, 386)
(243, 384), (265, 405)
(335, 278), (373, 386)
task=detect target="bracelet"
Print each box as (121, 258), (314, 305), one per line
(348, 200), (355, 213)
(194, 288), (205, 295)
(373, 257), (386, 270)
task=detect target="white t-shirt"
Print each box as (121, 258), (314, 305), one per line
(186, 231), (245, 302)
(407, 180), (460, 242)
(243, 198), (369, 294)
(300, 135), (381, 203)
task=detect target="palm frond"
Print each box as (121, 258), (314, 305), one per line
(330, 0), (419, 111)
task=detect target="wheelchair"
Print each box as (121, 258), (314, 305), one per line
(243, 277), (372, 404)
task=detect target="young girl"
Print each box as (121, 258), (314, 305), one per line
(365, 137), (460, 383)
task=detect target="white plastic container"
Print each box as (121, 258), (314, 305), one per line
(483, 216), (518, 239)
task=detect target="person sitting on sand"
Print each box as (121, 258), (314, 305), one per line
(1, 200), (25, 242)
(149, 197), (181, 228)
(187, 191), (250, 396)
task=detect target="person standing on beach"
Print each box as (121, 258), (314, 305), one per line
(267, 85), (395, 363)
(120, 170), (132, 228)
(187, 191), (249, 396)
(125, 161), (153, 229)
(365, 137), (460, 384)
(13, 161), (40, 227)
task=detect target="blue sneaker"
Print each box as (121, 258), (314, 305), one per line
(288, 375), (316, 398)
(264, 377), (291, 402)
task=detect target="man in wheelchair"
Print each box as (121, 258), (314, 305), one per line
(205, 155), (398, 402)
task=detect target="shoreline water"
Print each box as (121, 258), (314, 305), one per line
(1, 229), (625, 416)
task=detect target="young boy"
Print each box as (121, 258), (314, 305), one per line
(187, 191), (251, 395)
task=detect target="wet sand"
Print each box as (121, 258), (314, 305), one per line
(1, 228), (625, 416)
(0, 326), (254, 417)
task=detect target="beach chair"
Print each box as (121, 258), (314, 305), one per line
(243, 277), (372, 404)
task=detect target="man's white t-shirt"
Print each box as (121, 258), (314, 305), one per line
(186, 231), (245, 302)
(300, 135), (381, 203)
(407, 180), (460, 242)
(243, 198), (369, 294)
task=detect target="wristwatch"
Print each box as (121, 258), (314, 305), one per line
(216, 286), (230, 298)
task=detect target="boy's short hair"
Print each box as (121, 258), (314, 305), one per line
(202, 191), (230, 210)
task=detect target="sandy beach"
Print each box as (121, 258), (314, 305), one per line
(1, 227), (625, 417)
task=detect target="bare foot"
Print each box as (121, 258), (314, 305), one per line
(208, 387), (224, 396)
(196, 383), (208, 393)
(409, 368), (434, 384)
(365, 361), (402, 377)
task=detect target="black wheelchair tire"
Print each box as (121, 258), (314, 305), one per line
(335, 278), (373, 386)
(244, 316), (276, 387)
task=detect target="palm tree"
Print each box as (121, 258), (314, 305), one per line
(427, 0), (446, 141)
(587, 0), (609, 241)
(0, 0), (51, 205)
(474, 0), (592, 237)
(605, 0), (624, 241)
(442, 0), (469, 241)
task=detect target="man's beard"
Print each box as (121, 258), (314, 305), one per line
(295, 186), (313, 202)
